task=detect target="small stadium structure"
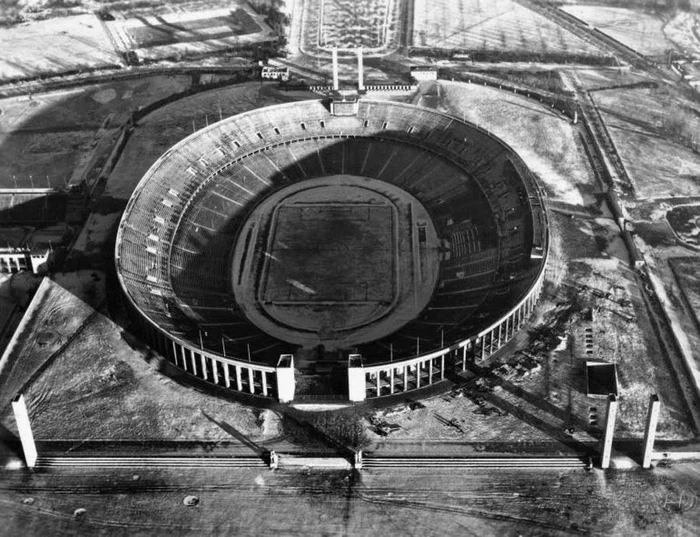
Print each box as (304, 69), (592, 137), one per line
(115, 98), (548, 403)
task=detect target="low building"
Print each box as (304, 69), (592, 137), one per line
(410, 66), (438, 82)
(0, 224), (70, 274)
(261, 66), (290, 81)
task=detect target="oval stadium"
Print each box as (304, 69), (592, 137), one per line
(115, 97), (548, 403)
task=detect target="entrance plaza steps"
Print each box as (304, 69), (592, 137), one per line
(31, 456), (588, 471)
(35, 456), (267, 469)
(362, 457), (589, 469)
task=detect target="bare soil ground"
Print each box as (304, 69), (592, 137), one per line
(412, 0), (602, 56)
(0, 278), (270, 442)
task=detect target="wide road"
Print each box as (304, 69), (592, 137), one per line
(3, 461), (700, 535)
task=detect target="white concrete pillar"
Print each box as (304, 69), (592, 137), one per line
(248, 368), (255, 394)
(200, 354), (207, 380)
(276, 354), (295, 403)
(357, 47), (364, 90)
(223, 362), (231, 388)
(12, 394), (37, 468)
(642, 394), (661, 468)
(332, 48), (339, 90)
(600, 394), (618, 469)
(189, 351), (198, 375)
(212, 359), (219, 384)
(348, 354), (366, 402)
(178, 346), (186, 371)
(235, 365), (242, 391)
(354, 450), (363, 469)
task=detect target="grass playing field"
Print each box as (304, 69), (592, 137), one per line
(262, 203), (395, 304)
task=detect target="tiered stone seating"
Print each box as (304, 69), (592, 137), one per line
(117, 98), (545, 367)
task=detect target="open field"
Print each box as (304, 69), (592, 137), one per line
(665, 10), (700, 56)
(567, 67), (656, 90)
(589, 85), (700, 200)
(0, 278), (270, 442)
(108, 6), (275, 62)
(592, 86), (700, 144)
(0, 0), (233, 25)
(0, 75), (192, 189)
(670, 257), (700, 329)
(438, 80), (597, 207)
(412, 0), (603, 56)
(604, 125), (700, 199)
(561, 5), (674, 57)
(0, 14), (121, 82)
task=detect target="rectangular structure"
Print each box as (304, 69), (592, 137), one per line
(642, 394), (661, 469)
(12, 394), (37, 468)
(586, 361), (619, 397)
(600, 394), (618, 469)
(276, 354), (296, 403)
(348, 354), (366, 402)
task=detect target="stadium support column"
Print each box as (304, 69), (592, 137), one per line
(600, 394), (618, 469)
(357, 47), (364, 91)
(348, 354), (366, 402)
(332, 47), (339, 91)
(276, 354), (296, 403)
(642, 394), (661, 469)
(12, 394), (37, 468)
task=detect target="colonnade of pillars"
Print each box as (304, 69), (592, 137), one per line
(472, 289), (539, 362)
(352, 352), (450, 401)
(134, 313), (295, 402)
